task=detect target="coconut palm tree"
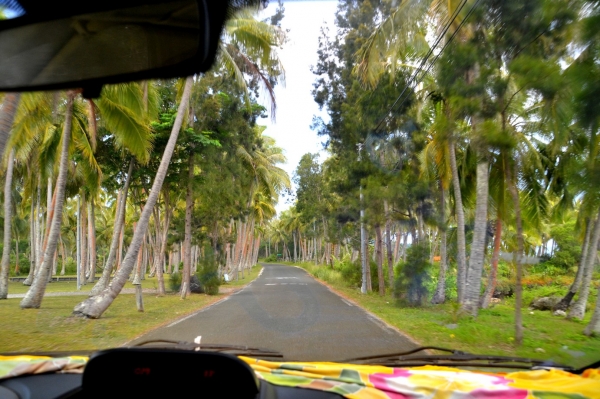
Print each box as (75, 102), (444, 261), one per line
(21, 92), (76, 308)
(0, 149), (15, 298)
(73, 76), (194, 318)
(0, 93), (21, 159)
(354, 0), (472, 302)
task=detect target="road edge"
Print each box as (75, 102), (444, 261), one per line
(291, 265), (424, 349)
(122, 266), (264, 346)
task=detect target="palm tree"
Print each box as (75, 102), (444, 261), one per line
(0, 149), (15, 298)
(21, 92), (76, 308)
(73, 76), (194, 318)
(0, 93), (21, 159)
(90, 82), (157, 295)
(354, 0), (471, 302)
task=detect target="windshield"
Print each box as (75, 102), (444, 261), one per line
(0, 0), (600, 371)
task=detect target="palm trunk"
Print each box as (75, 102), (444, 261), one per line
(46, 177), (54, 278)
(0, 149), (15, 299)
(87, 199), (97, 283)
(584, 285), (600, 335)
(568, 211), (600, 320)
(481, 218), (502, 309)
(23, 194), (36, 286)
(90, 160), (134, 296)
(506, 163), (524, 345)
(555, 218), (591, 312)
(384, 201), (394, 288)
(76, 194), (81, 289)
(155, 192), (170, 296)
(432, 187), (447, 304)
(14, 236), (20, 275)
(35, 185), (42, 273)
(74, 76), (194, 318)
(374, 224), (385, 296)
(60, 235), (66, 276)
(393, 229), (401, 265)
(80, 195), (88, 285)
(0, 93), (21, 160)
(21, 93), (75, 309)
(293, 231), (297, 262)
(449, 139), (467, 304)
(462, 159), (489, 316)
(182, 155), (194, 297)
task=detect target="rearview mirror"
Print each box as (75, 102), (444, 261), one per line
(0, 0), (228, 96)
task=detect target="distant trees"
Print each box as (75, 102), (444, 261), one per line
(265, 0), (600, 341)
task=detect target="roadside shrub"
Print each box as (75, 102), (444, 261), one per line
(169, 272), (182, 292)
(339, 259), (362, 288)
(393, 243), (431, 306)
(62, 257), (77, 275)
(314, 266), (343, 285)
(198, 246), (221, 295)
(263, 254), (277, 263)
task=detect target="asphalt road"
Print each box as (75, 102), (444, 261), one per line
(132, 264), (418, 361)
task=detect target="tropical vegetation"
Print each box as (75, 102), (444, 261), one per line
(262, 0), (600, 344)
(0, 4), (289, 320)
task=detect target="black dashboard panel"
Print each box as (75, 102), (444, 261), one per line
(0, 374), (82, 399)
(0, 374), (344, 399)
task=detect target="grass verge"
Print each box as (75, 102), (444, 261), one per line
(285, 261), (600, 369)
(0, 266), (263, 353)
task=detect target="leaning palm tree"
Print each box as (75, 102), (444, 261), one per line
(90, 82), (158, 295)
(21, 93), (76, 308)
(0, 148), (15, 299)
(73, 76), (194, 318)
(74, 6), (287, 317)
(0, 93), (21, 160)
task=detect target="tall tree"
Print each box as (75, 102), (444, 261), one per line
(73, 76), (194, 318)
(0, 149), (15, 298)
(21, 92), (75, 309)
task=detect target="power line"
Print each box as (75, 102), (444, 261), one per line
(372, 0), (482, 134)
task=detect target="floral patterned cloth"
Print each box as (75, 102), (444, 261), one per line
(0, 355), (87, 380)
(241, 357), (600, 399)
(1, 355), (599, 398)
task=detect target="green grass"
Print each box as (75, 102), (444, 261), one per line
(0, 294), (224, 353)
(0, 268), (263, 353)
(287, 261), (600, 369)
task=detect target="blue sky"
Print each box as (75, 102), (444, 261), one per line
(258, 1), (338, 213)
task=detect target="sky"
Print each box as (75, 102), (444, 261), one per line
(257, 1), (339, 214)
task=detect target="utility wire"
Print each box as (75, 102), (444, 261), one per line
(372, 0), (469, 132)
(372, 0), (482, 134)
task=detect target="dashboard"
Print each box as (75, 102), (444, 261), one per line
(0, 349), (344, 399)
(0, 373), (344, 399)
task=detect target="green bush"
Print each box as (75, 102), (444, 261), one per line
(334, 254), (391, 290)
(313, 266), (343, 285)
(62, 257), (77, 275)
(263, 254), (277, 263)
(169, 272), (182, 292)
(338, 258), (362, 288)
(393, 243), (431, 306)
(198, 246), (221, 295)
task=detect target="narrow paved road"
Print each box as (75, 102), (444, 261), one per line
(132, 264), (418, 361)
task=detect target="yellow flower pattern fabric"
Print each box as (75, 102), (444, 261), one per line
(0, 355), (87, 380)
(1, 355), (599, 398)
(241, 357), (600, 399)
